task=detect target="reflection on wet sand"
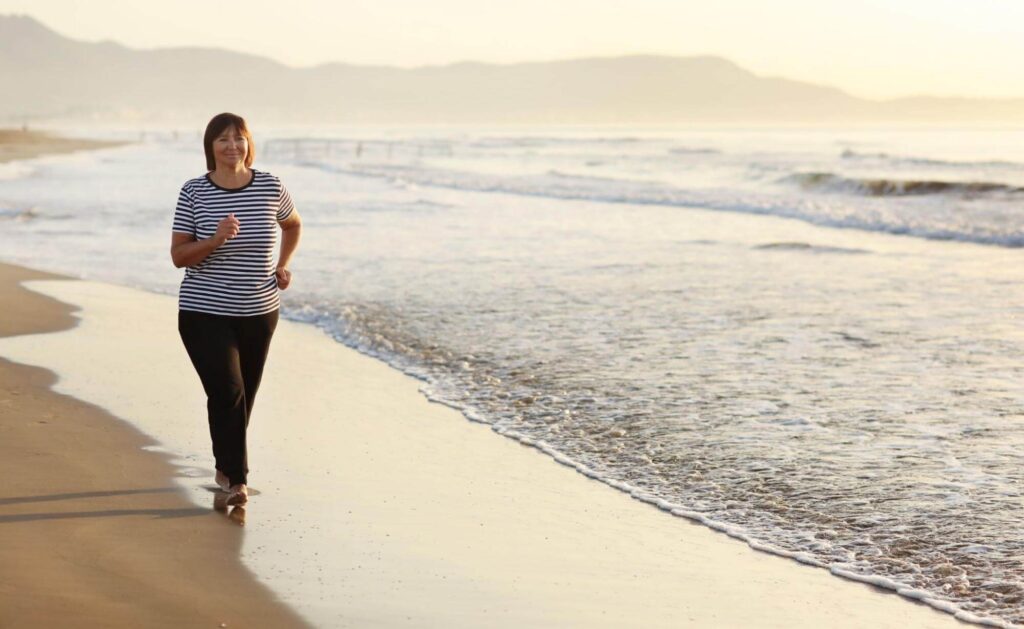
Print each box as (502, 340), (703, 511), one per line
(213, 492), (247, 526)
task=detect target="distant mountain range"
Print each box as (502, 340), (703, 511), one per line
(2, 14), (1022, 125)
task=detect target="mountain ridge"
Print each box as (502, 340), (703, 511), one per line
(2, 14), (1020, 124)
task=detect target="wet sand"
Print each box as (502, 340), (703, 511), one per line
(0, 128), (124, 164)
(0, 266), (974, 628)
(0, 263), (310, 628)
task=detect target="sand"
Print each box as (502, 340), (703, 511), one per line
(0, 264), (310, 628)
(0, 263), (975, 628)
(0, 128), (125, 164)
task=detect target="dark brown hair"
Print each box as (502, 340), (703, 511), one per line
(203, 112), (255, 171)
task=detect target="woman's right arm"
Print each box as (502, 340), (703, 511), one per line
(170, 214), (239, 268)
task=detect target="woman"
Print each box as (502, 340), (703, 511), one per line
(171, 112), (302, 506)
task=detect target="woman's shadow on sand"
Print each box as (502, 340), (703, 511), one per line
(0, 486), (248, 525)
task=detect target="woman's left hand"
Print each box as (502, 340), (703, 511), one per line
(276, 267), (292, 290)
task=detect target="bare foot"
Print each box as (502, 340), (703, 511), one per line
(215, 469), (231, 493)
(226, 484), (248, 506)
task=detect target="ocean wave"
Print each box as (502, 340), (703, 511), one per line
(667, 146), (721, 155)
(840, 149), (1023, 170)
(469, 135), (646, 148)
(307, 161), (1024, 247)
(753, 242), (870, 254)
(545, 169), (633, 183)
(783, 172), (1024, 197)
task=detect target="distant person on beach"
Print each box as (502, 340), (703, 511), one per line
(170, 112), (302, 506)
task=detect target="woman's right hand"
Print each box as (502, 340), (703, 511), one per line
(214, 213), (240, 246)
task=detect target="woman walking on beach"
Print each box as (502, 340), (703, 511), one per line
(170, 112), (302, 506)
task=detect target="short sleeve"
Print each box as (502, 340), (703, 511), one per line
(172, 184), (196, 236)
(277, 182), (295, 222)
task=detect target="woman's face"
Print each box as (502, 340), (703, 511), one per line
(213, 126), (248, 169)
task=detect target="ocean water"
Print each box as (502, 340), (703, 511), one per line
(3, 125), (1024, 626)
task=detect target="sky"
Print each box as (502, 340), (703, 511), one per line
(2, 0), (1023, 101)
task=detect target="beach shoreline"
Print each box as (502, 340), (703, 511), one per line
(0, 128), (126, 164)
(0, 262), (977, 628)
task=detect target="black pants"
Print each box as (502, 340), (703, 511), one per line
(178, 309), (279, 487)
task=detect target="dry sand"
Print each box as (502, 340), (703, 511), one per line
(0, 263), (310, 628)
(0, 266), (976, 628)
(0, 128), (124, 164)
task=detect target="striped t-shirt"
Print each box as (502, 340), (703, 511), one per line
(172, 169), (295, 316)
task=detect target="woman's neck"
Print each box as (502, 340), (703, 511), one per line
(210, 165), (251, 188)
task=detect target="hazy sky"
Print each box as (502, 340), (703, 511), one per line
(3, 0), (1022, 100)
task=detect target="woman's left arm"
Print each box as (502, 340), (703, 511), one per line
(276, 209), (302, 290)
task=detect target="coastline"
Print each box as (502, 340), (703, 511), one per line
(0, 264), (975, 628)
(0, 128), (125, 164)
(0, 263), (310, 628)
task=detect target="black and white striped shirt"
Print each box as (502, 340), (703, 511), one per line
(172, 169), (295, 316)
